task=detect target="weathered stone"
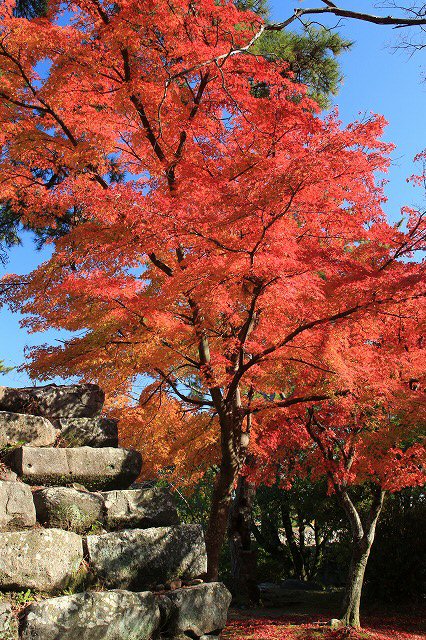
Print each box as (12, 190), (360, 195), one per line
(8, 446), (142, 490)
(0, 601), (18, 640)
(0, 529), (83, 592)
(33, 487), (104, 533)
(0, 411), (58, 448)
(0, 466), (17, 481)
(86, 524), (207, 590)
(100, 486), (179, 530)
(20, 590), (160, 640)
(0, 480), (36, 530)
(160, 583), (232, 638)
(54, 416), (118, 447)
(0, 384), (104, 418)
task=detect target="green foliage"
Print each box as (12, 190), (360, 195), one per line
(14, 0), (48, 19)
(235, 0), (270, 18)
(253, 478), (347, 583)
(0, 203), (21, 265)
(174, 468), (216, 527)
(365, 487), (426, 604)
(251, 26), (352, 109)
(0, 360), (13, 375)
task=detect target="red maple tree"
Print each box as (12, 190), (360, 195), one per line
(252, 308), (426, 627)
(0, 0), (424, 580)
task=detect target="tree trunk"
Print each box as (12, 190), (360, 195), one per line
(281, 503), (307, 581)
(228, 475), (259, 604)
(339, 539), (371, 628)
(205, 415), (244, 581)
(337, 486), (385, 628)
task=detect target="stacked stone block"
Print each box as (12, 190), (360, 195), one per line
(0, 383), (231, 640)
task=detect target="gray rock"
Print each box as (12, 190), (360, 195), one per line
(0, 601), (18, 640)
(20, 590), (160, 640)
(160, 583), (232, 637)
(0, 529), (83, 592)
(8, 446), (142, 490)
(86, 524), (207, 590)
(33, 487), (104, 533)
(100, 486), (179, 530)
(54, 416), (118, 447)
(0, 411), (58, 448)
(0, 480), (36, 530)
(0, 384), (104, 418)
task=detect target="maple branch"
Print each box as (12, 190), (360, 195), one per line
(148, 253), (174, 276)
(155, 368), (214, 407)
(251, 392), (339, 414)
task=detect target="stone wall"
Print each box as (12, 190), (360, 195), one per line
(0, 383), (231, 640)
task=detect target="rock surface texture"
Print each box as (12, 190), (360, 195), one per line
(0, 383), (231, 639)
(8, 446), (142, 490)
(53, 416), (118, 447)
(0, 411), (58, 447)
(33, 487), (104, 533)
(20, 590), (160, 640)
(0, 383), (104, 418)
(159, 583), (232, 637)
(0, 480), (36, 530)
(86, 524), (207, 589)
(0, 529), (83, 592)
(100, 486), (179, 529)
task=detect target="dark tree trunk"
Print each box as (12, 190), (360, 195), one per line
(205, 412), (245, 581)
(228, 475), (260, 604)
(281, 503), (307, 581)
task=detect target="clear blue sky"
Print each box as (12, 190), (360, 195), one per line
(1, 1), (425, 386)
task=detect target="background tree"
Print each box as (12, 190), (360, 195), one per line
(254, 320), (426, 628)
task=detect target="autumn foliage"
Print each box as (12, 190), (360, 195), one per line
(0, 0), (425, 582)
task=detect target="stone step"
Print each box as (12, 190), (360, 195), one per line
(7, 446), (142, 490)
(0, 480), (36, 531)
(33, 487), (104, 533)
(0, 411), (58, 448)
(0, 529), (83, 592)
(101, 486), (179, 529)
(0, 384), (104, 418)
(20, 590), (160, 640)
(53, 416), (118, 447)
(157, 582), (232, 638)
(86, 524), (207, 590)
(33, 486), (179, 533)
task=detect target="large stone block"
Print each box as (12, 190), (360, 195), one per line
(0, 529), (83, 592)
(0, 411), (58, 448)
(0, 601), (18, 640)
(54, 416), (118, 447)
(8, 446), (142, 490)
(159, 583), (232, 638)
(100, 486), (179, 530)
(33, 487), (104, 533)
(86, 524), (207, 590)
(20, 590), (160, 640)
(0, 480), (36, 530)
(0, 384), (104, 418)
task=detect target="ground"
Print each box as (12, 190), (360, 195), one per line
(223, 606), (426, 640)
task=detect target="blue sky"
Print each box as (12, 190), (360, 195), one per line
(0, 1), (425, 386)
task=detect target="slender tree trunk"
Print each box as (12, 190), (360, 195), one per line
(337, 487), (385, 628)
(281, 503), (307, 581)
(228, 475), (259, 604)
